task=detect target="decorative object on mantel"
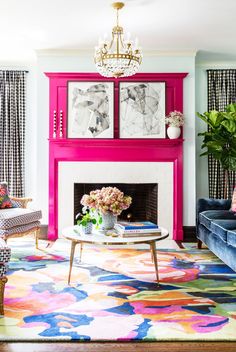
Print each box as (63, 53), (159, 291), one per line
(120, 82), (166, 138)
(94, 2), (142, 78)
(53, 110), (57, 138)
(67, 82), (114, 139)
(165, 110), (184, 139)
(76, 207), (101, 235)
(81, 187), (132, 230)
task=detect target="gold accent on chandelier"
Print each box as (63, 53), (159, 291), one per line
(94, 2), (142, 78)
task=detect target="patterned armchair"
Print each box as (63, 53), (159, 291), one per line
(0, 184), (42, 248)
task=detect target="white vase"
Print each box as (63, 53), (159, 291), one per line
(167, 126), (181, 139)
(80, 222), (93, 235)
(101, 212), (117, 230)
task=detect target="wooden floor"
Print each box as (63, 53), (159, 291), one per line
(0, 342), (236, 352)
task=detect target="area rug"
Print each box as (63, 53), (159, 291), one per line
(1, 239), (236, 341)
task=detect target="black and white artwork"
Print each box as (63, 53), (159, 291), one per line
(119, 82), (165, 138)
(68, 82), (114, 138)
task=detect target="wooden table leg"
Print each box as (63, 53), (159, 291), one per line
(79, 243), (83, 263)
(150, 248), (154, 263)
(150, 241), (159, 284)
(68, 241), (77, 285)
(35, 228), (40, 249)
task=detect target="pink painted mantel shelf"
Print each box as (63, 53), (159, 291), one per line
(46, 72), (187, 241)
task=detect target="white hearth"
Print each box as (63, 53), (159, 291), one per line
(58, 162), (173, 238)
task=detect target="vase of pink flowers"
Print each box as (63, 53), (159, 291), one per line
(165, 111), (184, 139)
(81, 186), (132, 230)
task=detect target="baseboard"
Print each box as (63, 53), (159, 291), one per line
(183, 226), (196, 242)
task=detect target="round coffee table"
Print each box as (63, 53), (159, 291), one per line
(62, 226), (169, 285)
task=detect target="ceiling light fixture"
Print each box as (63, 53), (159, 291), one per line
(94, 2), (142, 78)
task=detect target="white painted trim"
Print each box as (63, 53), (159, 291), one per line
(35, 48), (197, 58)
(196, 61), (236, 68)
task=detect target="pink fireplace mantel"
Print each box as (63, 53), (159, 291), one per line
(45, 72), (188, 241)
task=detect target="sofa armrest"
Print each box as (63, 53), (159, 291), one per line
(9, 197), (32, 209)
(196, 198), (232, 236)
(197, 198), (231, 214)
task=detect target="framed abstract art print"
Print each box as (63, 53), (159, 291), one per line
(67, 81), (114, 138)
(119, 82), (166, 138)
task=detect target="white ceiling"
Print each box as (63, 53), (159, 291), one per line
(1, 0), (236, 60)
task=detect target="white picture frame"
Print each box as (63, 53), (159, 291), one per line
(67, 81), (114, 139)
(119, 82), (166, 138)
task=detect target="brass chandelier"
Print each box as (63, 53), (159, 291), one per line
(94, 2), (142, 78)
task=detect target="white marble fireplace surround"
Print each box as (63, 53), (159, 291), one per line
(58, 162), (173, 238)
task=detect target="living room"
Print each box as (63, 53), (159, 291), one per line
(0, 0), (236, 351)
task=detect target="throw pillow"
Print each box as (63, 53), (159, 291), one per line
(0, 183), (14, 209)
(231, 187), (236, 212)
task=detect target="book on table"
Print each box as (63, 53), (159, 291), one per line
(118, 231), (162, 238)
(115, 221), (159, 231)
(115, 221), (161, 237)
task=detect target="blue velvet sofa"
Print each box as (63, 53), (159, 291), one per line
(197, 198), (236, 272)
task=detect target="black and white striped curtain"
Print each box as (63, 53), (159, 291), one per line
(0, 71), (27, 197)
(207, 69), (236, 199)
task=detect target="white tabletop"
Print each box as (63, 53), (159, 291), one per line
(62, 226), (169, 245)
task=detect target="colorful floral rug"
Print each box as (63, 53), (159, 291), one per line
(1, 239), (236, 341)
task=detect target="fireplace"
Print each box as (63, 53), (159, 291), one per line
(46, 72), (187, 241)
(58, 161), (174, 238)
(74, 183), (158, 224)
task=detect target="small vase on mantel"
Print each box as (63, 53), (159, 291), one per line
(101, 212), (117, 230)
(167, 126), (181, 139)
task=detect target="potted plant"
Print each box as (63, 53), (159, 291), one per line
(197, 103), (236, 198)
(76, 207), (100, 234)
(165, 111), (184, 139)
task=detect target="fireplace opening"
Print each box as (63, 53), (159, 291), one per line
(74, 183), (158, 225)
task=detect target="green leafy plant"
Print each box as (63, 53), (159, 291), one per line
(76, 207), (102, 228)
(197, 103), (236, 197)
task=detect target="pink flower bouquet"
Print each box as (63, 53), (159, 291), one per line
(165, 110), (184, 127)
(81, 186), (132, 216)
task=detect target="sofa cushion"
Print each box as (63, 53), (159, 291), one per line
(227, 230), (236, 247)
(199, 210), (236, 231)
(0, 208), (42, 229)
(231, 187), (236, 212)
(0, 221), (40, 237)
(210, 220), (236, 241)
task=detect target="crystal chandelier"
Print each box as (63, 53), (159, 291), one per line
(94, 2), (142, 78)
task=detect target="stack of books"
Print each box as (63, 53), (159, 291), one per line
(114, 221), (161, 237)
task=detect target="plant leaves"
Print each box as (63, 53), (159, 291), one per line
(197, 103), (236, 170)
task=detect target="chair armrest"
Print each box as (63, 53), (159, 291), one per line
(9, 197), (33, 209)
